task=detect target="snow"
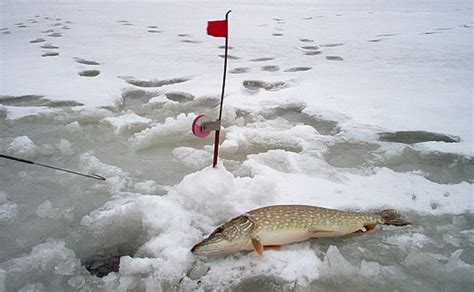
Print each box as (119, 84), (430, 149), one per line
(0, 0), (472, 290)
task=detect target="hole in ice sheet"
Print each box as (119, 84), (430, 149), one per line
(83, 255), (122, 278)
(118, 89), (161, 112)
(324, 142), (380, 168)
(284, 67), (312, 72)
(41, 52), (59, 57)
(229, 67), (251, 74)
(121, 77), (190, 88)
(320, 43), (344, 47)
(30, 38), (45, 43)
(251, 57), (274, 62)
(74, 58), (100, 65)
(260, 104), (340, 135)
(165, 92), (194, 103)
(378, 131), (460, 144)
(262, 65), (280, 72)
(243, 80), (291, 92)
(326, 56), (344, 61)
(0, 95), (83, 107)
(41, 44), (58, 49)
(380, 147), (474, 184)
(0, 95), (44, 106)
(300, 38), (314, 42)
(79, 70), (100, 77)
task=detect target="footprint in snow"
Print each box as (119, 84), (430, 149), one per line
(48, 32), (62, 37)
(326, 56), (344, 61)
(272, 33), (283, 37)
(41, 44), (59, 49)
(74, 57), (100, 65)
(262, 65), (280, 72)
(300, 38), (314, 43)
(376, 33), (398, 37)
(219, 54), (239, 60)
(79, 70), (100, 77)
(284, 67), (312, 72)
(368, 39), (383, 42)
(320, 43), (344, 48)
(30, 38), (45, 43)
(42, 52), (59, 57)
(229, 67), (251, 74)
(250, 57), (274, 62)
(181, 39), (202, 44)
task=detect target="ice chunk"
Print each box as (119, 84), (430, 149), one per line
(320, 245), (357, 277)
(8, 136), (37, 157)
(0, 192), (7, 204)
(55, 139), (73, 155)
(65, 121), (81, 131)
(35, 200), (74, 221)
(172, 147), (212, 169)
(390, 233), (431, 250)
(131, 113), (195, 150)
(1, 239), (80, 289)
(18, 282), (45, 292)
(0, 269), (5, 292)
(443, 233), (460, 247)
(67, 276), (85, 289)
(0, 202), (18, 224)
(102, 111), (151, 134)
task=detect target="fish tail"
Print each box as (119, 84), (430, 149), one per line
(379, 209), (411, 226)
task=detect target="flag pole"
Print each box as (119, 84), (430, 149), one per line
(212, 10), (231, 168)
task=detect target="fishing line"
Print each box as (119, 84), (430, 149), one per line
(0, 154), (106, 181)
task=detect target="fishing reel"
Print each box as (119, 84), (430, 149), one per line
(192, 114), (221, 139)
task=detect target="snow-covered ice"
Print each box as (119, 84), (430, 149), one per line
(0, 0), (472, 291)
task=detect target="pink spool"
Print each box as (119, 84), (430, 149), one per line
(192, 114), (211, 139)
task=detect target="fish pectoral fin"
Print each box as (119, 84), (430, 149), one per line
(251, 238), (264, 256)
(352, 224), (377, 235)
(264, 245), (283, 251)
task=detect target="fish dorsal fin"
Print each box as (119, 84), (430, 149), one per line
(251, 237), (264, 256)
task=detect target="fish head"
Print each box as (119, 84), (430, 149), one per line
(191, 214), (254, 256)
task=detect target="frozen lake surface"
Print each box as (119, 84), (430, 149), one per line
(0, 0), (473, 291)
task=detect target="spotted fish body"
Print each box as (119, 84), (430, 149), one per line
(191, 205), (410, 256)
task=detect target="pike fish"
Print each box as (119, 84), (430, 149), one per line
(191, 205), (410, 256)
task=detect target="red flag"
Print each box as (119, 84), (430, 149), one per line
(207, 20), (227, 38)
